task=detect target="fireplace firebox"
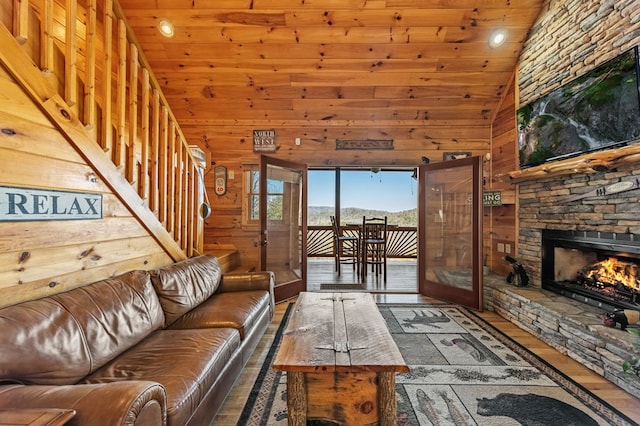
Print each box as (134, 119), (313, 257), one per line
(541, 230), (640, 311)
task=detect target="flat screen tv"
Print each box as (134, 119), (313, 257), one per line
(517, 46), (640, 168)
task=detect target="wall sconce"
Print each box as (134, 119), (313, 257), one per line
(200, 202), (211, 219)
(197, 167), (212, 219)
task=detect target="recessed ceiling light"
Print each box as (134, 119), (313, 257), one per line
(489, 29), (507, 48)
(158, 19), (175, 38)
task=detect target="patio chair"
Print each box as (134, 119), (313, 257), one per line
(361, 216), (388, 282)
(330, 215), (360, 276)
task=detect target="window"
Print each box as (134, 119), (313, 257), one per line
(307, 168), (417, 226)
(307, 170), (335, 226)
(242, 165), (260, 227)
(242, 165), (287, 226)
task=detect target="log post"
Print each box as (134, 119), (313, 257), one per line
(287, 371), (307, 426)
(378, 371), (396, 426)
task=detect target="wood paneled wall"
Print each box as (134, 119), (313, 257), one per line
(487, 79), (518, 276)
(199, 0), (628, 274)
(0, 65), (172, 308)
(196, 107), (494, 269)
(199, 122), (493, 268)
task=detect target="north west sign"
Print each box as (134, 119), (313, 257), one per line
(0, 186), (103, 222)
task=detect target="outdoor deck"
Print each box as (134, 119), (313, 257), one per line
(306, 257), (418, 293)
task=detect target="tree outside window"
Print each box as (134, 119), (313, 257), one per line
(242, 167), (260, 227)
(267, 179), (284, 220)
(243, 167), (285, 225)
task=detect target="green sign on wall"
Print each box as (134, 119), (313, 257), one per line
(483, 191), (502, 206)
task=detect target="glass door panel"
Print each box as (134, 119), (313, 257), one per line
(260, 156), (307, 302)
(418, 157), (483, 310)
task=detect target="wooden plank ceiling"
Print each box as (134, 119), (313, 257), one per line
(118, 0), (544, 129)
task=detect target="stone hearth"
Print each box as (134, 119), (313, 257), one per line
(484, 274), (639, 397)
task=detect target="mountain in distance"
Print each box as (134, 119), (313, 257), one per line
(308, 206), (417, 227)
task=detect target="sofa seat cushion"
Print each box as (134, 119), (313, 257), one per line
(168, 290), (270, 339)
(150, 255), (222, 327)
(83, 327), (240, 426)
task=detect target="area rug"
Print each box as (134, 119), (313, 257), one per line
(237, 303), (639, 426)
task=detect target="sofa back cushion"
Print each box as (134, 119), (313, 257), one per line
(0, 298), (93, 385)
(149, 255), (222, 327)
(0, 270), (164, 385)
(53, 270), (165, 371)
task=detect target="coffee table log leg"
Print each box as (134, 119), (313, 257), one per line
(287, 371), (307, 426)
(378, 372), (396, 426)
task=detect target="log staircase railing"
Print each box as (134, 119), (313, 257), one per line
(3, 0), (202, 260)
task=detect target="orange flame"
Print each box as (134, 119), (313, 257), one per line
(585, 257), (639, 290)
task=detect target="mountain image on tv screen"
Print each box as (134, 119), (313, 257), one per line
(517, 47), (640, 168)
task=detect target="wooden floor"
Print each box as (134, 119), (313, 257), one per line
(212, 264), (640, 425)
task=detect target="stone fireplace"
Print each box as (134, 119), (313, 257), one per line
(517, 167), (640, 293)
(503, 0), (640, 403)
(541, 229), (640, 312)
(492, 165), (640, 397)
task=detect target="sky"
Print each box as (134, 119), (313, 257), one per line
(308, 170), (418, 212)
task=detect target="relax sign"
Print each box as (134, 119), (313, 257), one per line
(0, 186), (103, 222)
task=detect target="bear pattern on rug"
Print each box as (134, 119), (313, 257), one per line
(477, 393), (598, 426)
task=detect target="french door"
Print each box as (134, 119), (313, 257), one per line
(259, 156), (307, 302)
(418, 156), (483, 310)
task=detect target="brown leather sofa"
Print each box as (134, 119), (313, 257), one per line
(0, 255), (274, 426)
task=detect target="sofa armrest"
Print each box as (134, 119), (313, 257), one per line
(0, 381), (166, 426)
(219, 271), (275, 312)
(219, 271), (273, 292)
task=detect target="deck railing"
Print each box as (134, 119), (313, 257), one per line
(3, 0), (200, 259)
(307, 226), (417, 258)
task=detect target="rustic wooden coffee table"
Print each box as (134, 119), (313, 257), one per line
(272, 292), (408, 425)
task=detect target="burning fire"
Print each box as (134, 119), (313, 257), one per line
(583, 257), (639, 291)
